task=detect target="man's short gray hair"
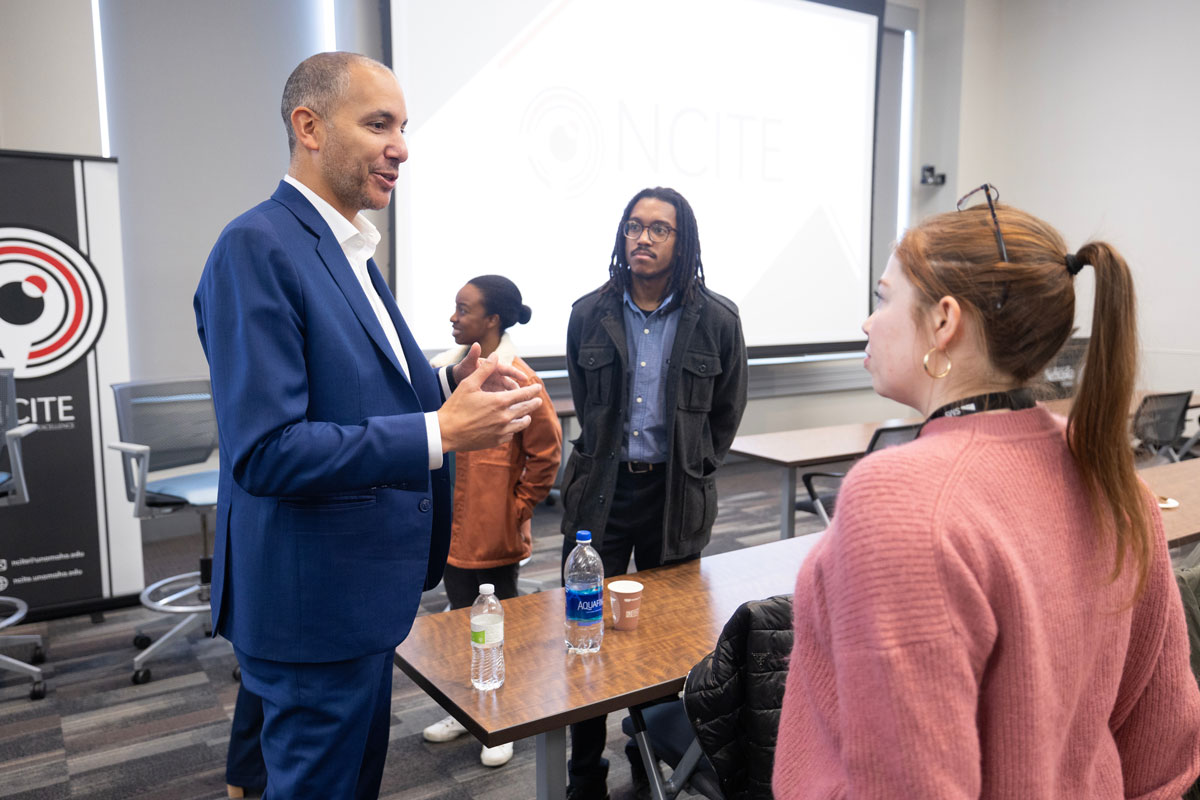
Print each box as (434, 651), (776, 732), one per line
(281, 52), (387, 153)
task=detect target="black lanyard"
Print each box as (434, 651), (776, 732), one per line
(919, 387), (1036, 435)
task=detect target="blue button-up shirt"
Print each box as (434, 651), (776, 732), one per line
(621, 290), (679, 462)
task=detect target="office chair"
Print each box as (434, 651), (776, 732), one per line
(109, 378), (219, 685)
(796, 422), (922, 526)
(623, 702), (722, 800)
(1037, 336), (1087, 400)
(1131, 391), (1193, 464)
(1174, 414), (1200, 462)
(1178, 430), (1200, 461)
(0, 368), (37, 509)
(0, 367), (46, 700)
(622, 595), (794, 800)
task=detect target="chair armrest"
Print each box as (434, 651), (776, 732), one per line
(108, 441), (150, 456)
(800, 471), (846, 528)
(800, 471), (846, 498)
(108, 441), (151, 517)
(6, 423), (38, 440)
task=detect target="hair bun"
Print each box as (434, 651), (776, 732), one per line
(518, 304), (532, 324)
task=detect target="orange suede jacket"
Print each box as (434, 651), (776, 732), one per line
(432, 343), (562, 569)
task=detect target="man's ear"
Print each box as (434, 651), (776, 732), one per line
(929, 295), (963, 351)
(291, 106), (323, 153)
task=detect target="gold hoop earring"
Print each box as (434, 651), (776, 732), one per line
(923, 347), (951, 379)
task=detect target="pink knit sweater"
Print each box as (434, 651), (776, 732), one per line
(774, 407), (1200, 799)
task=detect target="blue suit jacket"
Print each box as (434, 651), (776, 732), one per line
(194, 181), (451, 663)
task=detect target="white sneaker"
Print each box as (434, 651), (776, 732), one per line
(422, 715), (468, 742)
(480, 741), (514, 767)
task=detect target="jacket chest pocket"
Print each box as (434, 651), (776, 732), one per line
(578, 345), (617, 406)
(680, 351), (722, 411)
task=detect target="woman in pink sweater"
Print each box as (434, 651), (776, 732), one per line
(774, 187), (1200, 799)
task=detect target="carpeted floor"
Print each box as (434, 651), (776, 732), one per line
(0, 459), (828, 799)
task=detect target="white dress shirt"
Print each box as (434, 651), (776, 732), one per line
(283, 174), (444, 469)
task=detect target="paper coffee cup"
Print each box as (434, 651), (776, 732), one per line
(608, 579), (643, 631)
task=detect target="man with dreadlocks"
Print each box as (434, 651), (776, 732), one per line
(559, 187), (748, 799)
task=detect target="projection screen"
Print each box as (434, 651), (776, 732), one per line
(390, 0), (880, 359)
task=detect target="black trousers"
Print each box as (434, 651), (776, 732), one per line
(442, 561), (521, 610)
(561, 466), (698, 787)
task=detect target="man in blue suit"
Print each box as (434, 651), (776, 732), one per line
(194, 52), (542, 799)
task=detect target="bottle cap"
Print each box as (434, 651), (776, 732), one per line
(576, 530), (592, 543)
(479, 583), (495, 595)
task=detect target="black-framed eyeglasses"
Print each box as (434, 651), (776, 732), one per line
(623, 219), (676, 243)
(956, 183), (1008, 263)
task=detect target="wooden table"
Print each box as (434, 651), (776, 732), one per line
(730, 418), (916, 539)
(1141, 459), (1200, 548)
(734, 391), (1200, 540)
(1042, 389), (1200, 418)
(395, 535), (822, 800)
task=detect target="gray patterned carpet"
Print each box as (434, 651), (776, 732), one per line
(0, 459), (828, 799)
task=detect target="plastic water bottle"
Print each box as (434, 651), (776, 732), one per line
(470, 584), (505, 691)
(565, 530), (604, 653)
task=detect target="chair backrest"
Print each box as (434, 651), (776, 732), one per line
(866, 422), (921, 453)
(111, 379), (218, 471)
(0, 368), (15, 429)
(1038, 336), (1088, 400)
(1132, 391), (1192, 448)
(0, 368), (16, 474)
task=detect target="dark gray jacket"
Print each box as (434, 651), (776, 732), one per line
(560, 284), (747, 561)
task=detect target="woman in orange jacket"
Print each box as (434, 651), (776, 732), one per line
(422, 275), (562, 766)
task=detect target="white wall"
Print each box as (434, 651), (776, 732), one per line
(0, 0), (103, 156)
(908, 0), (965, 222)
(942, 0), (1200, 392)
(96, 0), (388, 380)
(97, 0), (323, 379)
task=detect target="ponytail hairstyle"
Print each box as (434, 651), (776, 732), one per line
(895, 204), (1150, 596)
(467, 274), (531, 333)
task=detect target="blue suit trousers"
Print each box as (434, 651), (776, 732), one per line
(235, 647), (394, 800)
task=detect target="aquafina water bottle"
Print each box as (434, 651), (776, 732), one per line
(470, 583), (505, 690)
(565, 530), (604, 653)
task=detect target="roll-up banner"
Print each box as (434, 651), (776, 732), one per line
(0, 149), (140, 614)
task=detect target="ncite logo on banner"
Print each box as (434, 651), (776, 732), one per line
(0, 155), (141, 613)
(0, 227), (107, 379)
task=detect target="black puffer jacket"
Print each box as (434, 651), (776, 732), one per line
(683, 594), (793, 800)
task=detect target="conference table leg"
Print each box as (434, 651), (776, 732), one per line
(536, 727), (567, 800)
(780, 466), (796, 539)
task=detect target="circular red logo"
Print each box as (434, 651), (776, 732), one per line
(0, 228), (106, 379)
